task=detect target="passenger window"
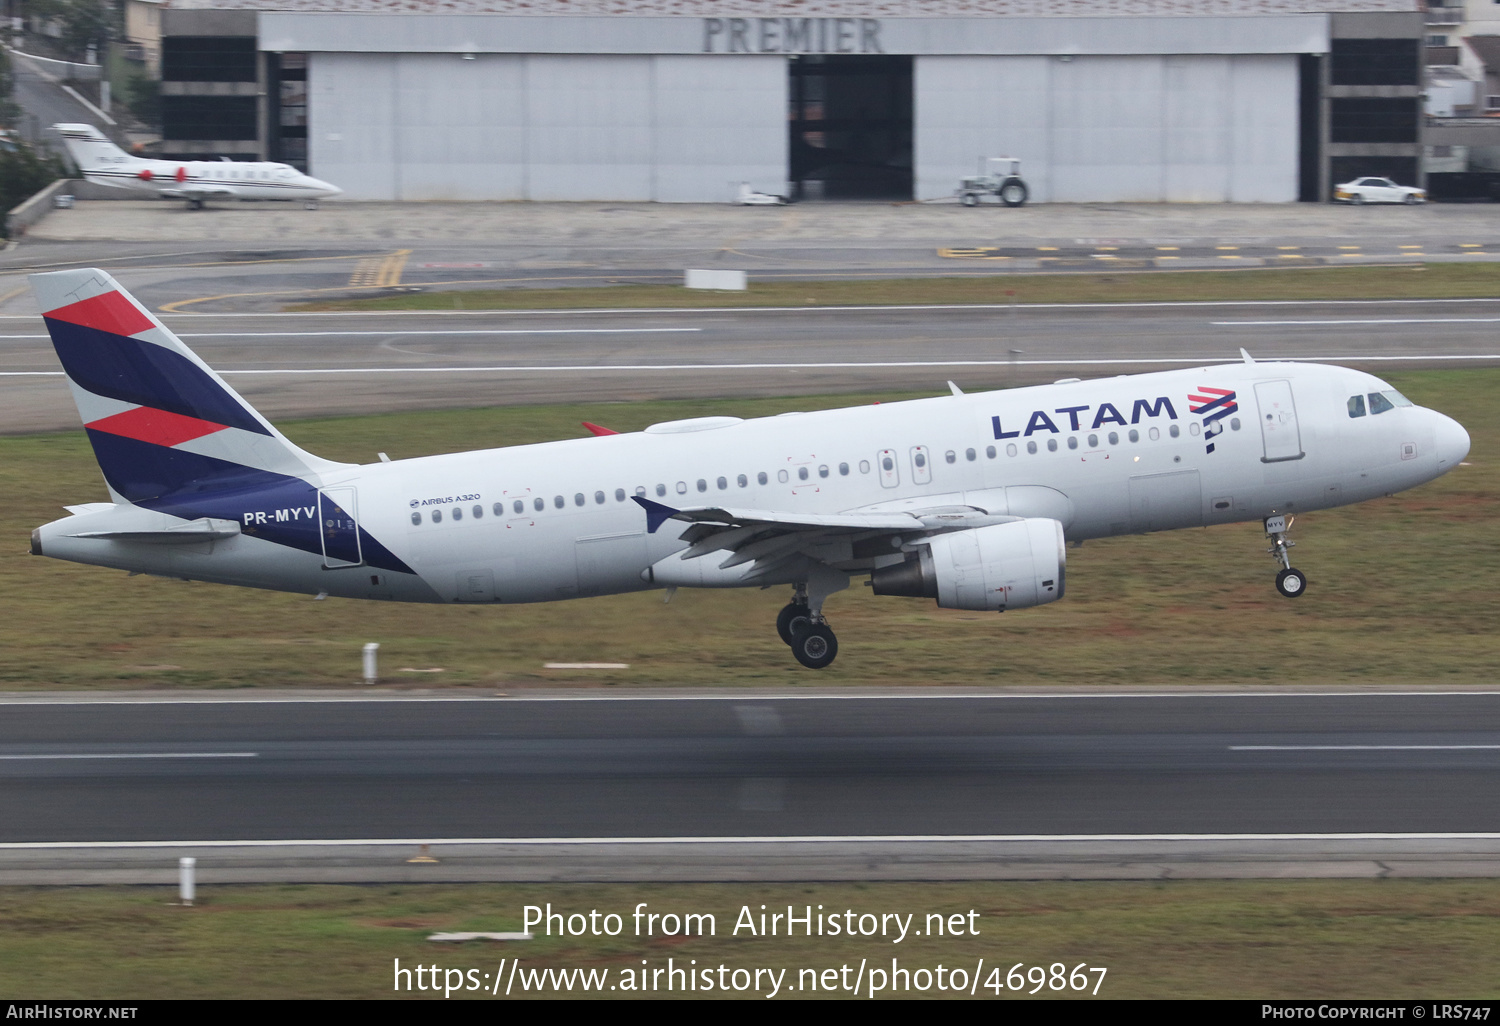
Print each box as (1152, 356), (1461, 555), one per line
(738, 474), (748, 487)
(534, 497), (544, 511)
(1006, 443), (1017, 456)
(656, 484), (667, 497)
(965, 448), (976, 461)
(473, 504), (483, 519)
(778, 470), (789, 483)
(881, 456), (894, 472)
(1087, 434), (1098, 448)
(1149, 427), (1159, 441)
(985, 446), (996, 459)
(554, 495), (565, 508)
(635, 486), (646, 497)
(493, 503), (504, 516)
(1047, 438), (1057, 452)
(1230, 418), (1241, 430)
(818, 465), (828, 478)
(717, 477), (728, 489)
(1169, 424), (1180, 438)
(433, 509), (443, 523)
(514, 500), (524, 514)
(595, 491), (605, 504)
(1067, 436), (1078, 450)
(1190, 423), (1201, 436)
(1368, 392), (1395, 415)
(913, 452), (926, 469)
(859, 461), (870, 474)
(758, 472), (769, 485)
(615, 488), (626, 501)
(1108, 432), (1119, 445)
(675, 482), (687, 494)
(1128, 429), (1139, 443)
(574, 493), (584, 506)
(1026, 440), (1037, 454)
(411, 512), (421, 526)
(838, 463), (848, 476)
(696, 479), (707, 492)
(944, 451), (956, 464)
(797, 467), (808, 481)
(452, 507), (462, 521)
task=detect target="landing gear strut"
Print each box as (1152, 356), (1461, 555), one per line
(776, 573), (847, 669)
(1265, 514), (1307, 598)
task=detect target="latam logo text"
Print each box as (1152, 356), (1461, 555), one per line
(993, 397), (1178, 439)
(242, 506), (316, 526)
(1189, 387), (1239, 454)
(703, 17), (883, 54)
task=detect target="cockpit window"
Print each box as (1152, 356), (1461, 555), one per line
(1347, 394), (1366, 418)
(1383, 389), (1414, 408)
(1368, 391), (1395, 415)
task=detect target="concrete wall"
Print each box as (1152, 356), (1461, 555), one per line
(310, 52), (786, 201)
(915, 53), (1298, 201)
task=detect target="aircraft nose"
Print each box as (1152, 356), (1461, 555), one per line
(1433, 411), (1470, 470)
(311, 178), (341, 197)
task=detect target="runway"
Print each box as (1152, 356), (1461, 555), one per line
(1, 690), (1497, 880)
(1, 299), (1496, 432)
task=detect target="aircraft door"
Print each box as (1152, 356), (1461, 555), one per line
(319, 487), (363, 567)
(876, 449), (900, 488)
(910, 445), (932, 485)
(1254, 380), (1304, 463)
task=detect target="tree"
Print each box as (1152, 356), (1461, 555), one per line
(28, 0), (115, 63)
(0, 140), (66, 235)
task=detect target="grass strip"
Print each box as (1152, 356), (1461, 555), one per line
(288, 262), (1500, 312)
(1, 371), (1494, 690)
(2, 880), (1497, 999)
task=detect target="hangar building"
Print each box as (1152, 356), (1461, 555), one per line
(157, 0), (1425, 203)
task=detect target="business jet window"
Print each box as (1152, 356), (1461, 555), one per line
(1348, 395), (1367, 418)
(1169, 424), (1181, 438)
(1006, 443), (1017, 456)
(432, 509), (443, 523)
(411, 512), (421, 526)
(1128, 429), (1139, 443)
(759, 472), (770, 484)
(778, 470), (790, 483)
(534, 497), (545, 511)
(798, 467), (809, 481)
(838, 463), (848, 476)
(986, 446), (996, 459)
(738, 474), (748, 487)
(818, 465), (829, 478)
(1087, 434), (1098, 448)
(1368, 391), (1396, 415)
(1149, 427), (1160, 441)
(965, 448), (976, 461)
(1067, 437), (1078, 450)
(1026, 441), (1038, 454)
(1047, 438), (1058, 452)
(595, 491), (606, 504)
(859, 461), (871, 474)
(696, 479), (707, 492)
(452, 506), (463, 521)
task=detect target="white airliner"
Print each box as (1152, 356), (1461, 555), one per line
(28, 269), (1470, 669)
(53, 124), (341, 209)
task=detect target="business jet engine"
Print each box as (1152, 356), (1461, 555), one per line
(870, 518), (1065, 612)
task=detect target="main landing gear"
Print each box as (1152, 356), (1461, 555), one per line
(1265, 514), (1307, 598)
(776, 582), (841, 669)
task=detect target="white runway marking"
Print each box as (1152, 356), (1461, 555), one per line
(0, 328), (702, 339)
(1, 832), (1498, 849)
(1213, 318), (1500, 327)
(1231, 744), (1500, 751)
(0, 752), (258, 760)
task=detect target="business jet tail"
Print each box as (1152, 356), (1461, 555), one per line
(31, 268), (344, 506)
(52, 123), (129, 170)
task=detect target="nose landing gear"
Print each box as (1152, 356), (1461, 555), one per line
(1265, 515), (1307, 598)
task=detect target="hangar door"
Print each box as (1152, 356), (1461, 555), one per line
(790, 55), (913, 200)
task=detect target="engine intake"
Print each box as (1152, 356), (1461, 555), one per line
(870, 518), (1065, 612)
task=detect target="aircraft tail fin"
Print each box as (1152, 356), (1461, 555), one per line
(52, 123), (129, 171)
(31, 268), (345, 505)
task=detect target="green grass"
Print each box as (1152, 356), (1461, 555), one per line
(0, 371), (1495, 690)
(2, 880), (1498, 998)
(288, 262), (1500, 312)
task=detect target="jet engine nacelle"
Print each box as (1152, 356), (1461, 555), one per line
(870, 518), (1065, 612)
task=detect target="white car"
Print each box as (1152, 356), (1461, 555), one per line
(1334, 177), (1426, 205)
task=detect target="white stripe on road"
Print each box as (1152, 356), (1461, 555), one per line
(1213, 318), (1500, 326)
(1231, 745), (1500, 751)
(0, 328), (703, 339)
(0, 752), (258, 760)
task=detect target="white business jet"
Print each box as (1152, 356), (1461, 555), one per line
(29, 269), (1469, 669)
(53, 123), (341, 209)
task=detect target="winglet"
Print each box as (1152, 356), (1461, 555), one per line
(582, 421), (619, 436)
(631, 495), (681, 534)
(1240, 347), (1255, 364)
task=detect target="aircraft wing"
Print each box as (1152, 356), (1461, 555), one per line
(633, 496), (1018, 581)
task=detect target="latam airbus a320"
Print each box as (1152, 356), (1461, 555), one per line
(54, 124), (341, 209)
(29, 269), (1470, 668)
